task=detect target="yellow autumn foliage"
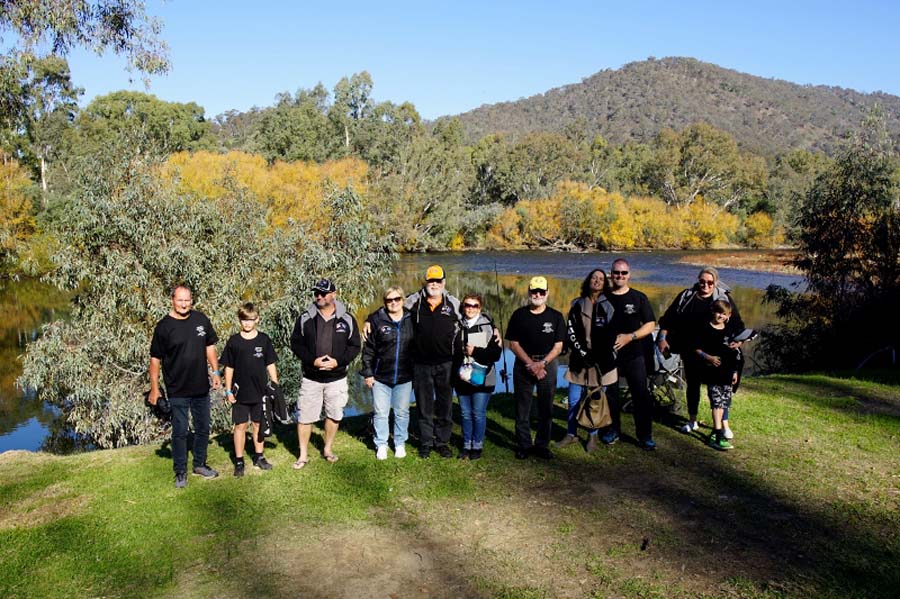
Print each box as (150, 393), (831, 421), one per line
(161, 151), (368, 232)
(1, 154), (36, 252)
(743, 211), (784, 248)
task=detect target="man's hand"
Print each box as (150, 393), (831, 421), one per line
(364, 376), (375, 389)
(147, 388), (160, 406)
(361, 321), (372, 343)
(210, 374), (222, 390)
(657, 338), (670, 354)
(613, 334), (633, 351)
(706, 354), (722, 367)
(315, 355), (337, 370)
(226, 393), (237, 405)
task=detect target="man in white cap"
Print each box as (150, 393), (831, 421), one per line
(505, 276), (566, 460)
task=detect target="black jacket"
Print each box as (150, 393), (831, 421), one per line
(452, 313), (504, 394)
(360, 307), (414, 387)
(290, 300), (361, 383)
(658, 284), (745, 355)
(566, 295), (617, 376)
(405, 288), (461, 364)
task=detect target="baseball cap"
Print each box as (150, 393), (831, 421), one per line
(425, 265), (445, 281)
(312, 278), (336, 293)
(528, 276), (548, 291)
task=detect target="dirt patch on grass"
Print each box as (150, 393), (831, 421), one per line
(0, 482), (89, 530)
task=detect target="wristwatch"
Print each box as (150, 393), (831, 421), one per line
(631, 333), (638, 342)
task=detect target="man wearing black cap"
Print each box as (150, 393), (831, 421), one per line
(290, 278), (361, 469)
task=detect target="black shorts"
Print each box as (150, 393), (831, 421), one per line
(232, 402), (263, 424)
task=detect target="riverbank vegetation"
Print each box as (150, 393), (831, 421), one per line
(1, 375), (898, 599)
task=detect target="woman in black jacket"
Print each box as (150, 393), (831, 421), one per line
(452, 293), (503, 460)
(360, 286), (415, 460)
(657, 267), (745, 438)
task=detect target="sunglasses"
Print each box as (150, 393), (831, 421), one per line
(698, 279), (715, 286)
(611, 270), (629, 276)
(425, 279), (443, 284)
(463, 303), (480, 309)
(529, 289), (547, 296)
(384, 297), (403, 303)
(313, 290), (330, 297)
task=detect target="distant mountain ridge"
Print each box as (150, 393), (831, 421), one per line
(445, 57), (900, 156)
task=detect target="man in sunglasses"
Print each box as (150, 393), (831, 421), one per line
(403, 265), (462, 459)
(289, 278), (361, 469)
(506, 276), (566, 459)
(602, 259), (658, 450)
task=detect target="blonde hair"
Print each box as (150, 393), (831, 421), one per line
(698, 267), (719, 284)
(237, 302), (259, 320)
(383, 286), (405, 302)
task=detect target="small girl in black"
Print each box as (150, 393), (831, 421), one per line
(691, 300), (739, 451)
(221, 303), (279, 476)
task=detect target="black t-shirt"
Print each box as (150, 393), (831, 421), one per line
(220, 332), (278, 404)
(150, 311), (219, 398)
(506, 306), (566, 358)
(691, 322), (739, 385)
(607, 288), (656, 361)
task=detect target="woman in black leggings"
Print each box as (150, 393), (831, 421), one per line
(657, 267), (745, 438)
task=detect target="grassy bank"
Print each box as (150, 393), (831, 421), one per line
(1, 375), (898, 599)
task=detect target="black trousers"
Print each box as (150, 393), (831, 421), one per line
(170, 394), (210, 474)
(607, 353), (653, 441)
(513, 359), (558, 450)
(683, 353), (703, 418)
(413, 361), (453, 449)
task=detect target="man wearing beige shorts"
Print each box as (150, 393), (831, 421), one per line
(289, 279), (361, 469)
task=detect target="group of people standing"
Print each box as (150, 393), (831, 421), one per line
(147, 260), (747, 488)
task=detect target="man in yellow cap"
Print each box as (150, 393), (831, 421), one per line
(404, 265), (462, 458)
(505, 276), (566, 460)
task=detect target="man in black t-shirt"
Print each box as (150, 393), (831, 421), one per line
(149, 285), (222, 488)
(603, 259), (658, 450)
(506, 276), (566, 459)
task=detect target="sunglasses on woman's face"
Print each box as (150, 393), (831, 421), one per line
(384, 297), (403, 303)
(698, 279), (715, 287)
(463, 303), (480, 309)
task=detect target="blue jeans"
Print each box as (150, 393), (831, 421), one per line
(458, 392), (491, 450)
(170, 395), (211, 474)
(566, 383), (600, 436)
(372, 381), (412, 448)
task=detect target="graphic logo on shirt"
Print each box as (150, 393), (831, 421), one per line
(441, 305), (454, 316)
(379, 325), (393, 335)
(542, 322), (555, 334)
(335, 321), (348, 334)
(195, 325), (206, 337)
(254, 346), (263, 358)
(595, 316), (607, 327)
(624, 304), (636, 315)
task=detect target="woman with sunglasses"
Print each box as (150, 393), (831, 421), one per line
(452, 293), (503, 460)
(360, 286), (415, 459)
(657, 267), (745, 438)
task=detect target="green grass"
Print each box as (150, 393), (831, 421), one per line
(1, 373), (898, 599)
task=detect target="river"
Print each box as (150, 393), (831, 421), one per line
(0, 250), (802, 453)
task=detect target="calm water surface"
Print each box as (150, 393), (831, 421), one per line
(0, 250), (803, 453)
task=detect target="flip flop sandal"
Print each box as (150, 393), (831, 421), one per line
(323, 453), (339, 463)
(292, 457), (309, 470)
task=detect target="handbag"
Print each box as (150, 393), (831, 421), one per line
(576, 368), (612, 429)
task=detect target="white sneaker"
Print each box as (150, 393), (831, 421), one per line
(680, 421), (699, 433)
(394, 444), (406, 459)
(376, 446), (388, 460)
(723, 427), (734, 440)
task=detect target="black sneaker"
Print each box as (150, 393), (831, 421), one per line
(469, 449), (482, 461)
(252, 455), (273, 470)
(192, 464), (219, 479)
(437, 445), (453, 458)
(233, 461), (245, 478)
(175, 472), (187, 488)
(418, 449), (431, 459)
(515, 448), (530, 460)
(457, 449), (471, 460)
(532, 447), (554, 460)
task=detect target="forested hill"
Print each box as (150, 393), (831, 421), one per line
(446, 57), (900, 156)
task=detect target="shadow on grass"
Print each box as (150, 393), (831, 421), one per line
(762, 375), (900, 421)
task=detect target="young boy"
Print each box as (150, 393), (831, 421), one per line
(692, 299), (740, 451)
(221, 303), (279, 476)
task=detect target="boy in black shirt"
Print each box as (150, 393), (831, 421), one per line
(221, 303), (279, 476)
(603, 259), (658, 450)
(506, 276), (566, 459)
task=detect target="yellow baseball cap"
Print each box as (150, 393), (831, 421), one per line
(425, 265), (445, 281)
(528, 276), (548, 291)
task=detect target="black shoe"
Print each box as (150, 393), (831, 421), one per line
(469, 449), (482, 461)
(418, 449), (431, 459)
(533, 447), (554, 460)
(252, 455), (273, 470)
(515, 448), (530, 460)
(437, 445), (453, 458)
(457, 449), (471, 460)
(192, 464), (219, 479)
(233, 461), (245, 478)
(174, 472), (187, 488)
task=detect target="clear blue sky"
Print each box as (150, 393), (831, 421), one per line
(65, 0), (900, 120)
